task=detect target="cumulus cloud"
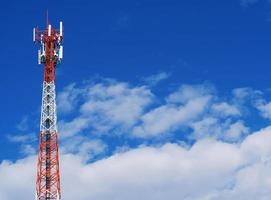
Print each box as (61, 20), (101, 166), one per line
(58, 80), (153, 138)
(255, 100), (271, 120)
(55, 80), (255, 141)
(20, 144), (36, 156)
(1, 126), (271, 200)
(11, 78), (268, 200)
(224, 120), (249, 141)
(166, 84), (214, 104)
(57, 83), (84, 114)
(133, 96), (211, 138)
(60, 136), (107, 161)
(132, 84), (214, 138)
(211, 102), (241, 117)
(132, 84), (248, 139)
(7, 133), (36, 143)
(6, 134), (36, 157)
(232, 88), (254, 100)
(232, 87), (262, 103)
(80, 82), (153, 129)
(59, 117), (90, 139)
(190, 117), (249, 142)
(0, 156), (36, 200)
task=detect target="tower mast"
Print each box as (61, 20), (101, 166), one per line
(33, 18), (64, 200)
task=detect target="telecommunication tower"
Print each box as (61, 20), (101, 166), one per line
(33, 18), (63, 200)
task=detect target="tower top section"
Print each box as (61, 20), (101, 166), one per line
(33, 21), (64, 82)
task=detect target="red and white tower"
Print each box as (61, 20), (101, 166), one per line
(33, 19), (63, 200)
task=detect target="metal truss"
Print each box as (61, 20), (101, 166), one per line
(36, 81), (61, 200)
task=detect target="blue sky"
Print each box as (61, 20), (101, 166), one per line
(2, 0), (271, 199)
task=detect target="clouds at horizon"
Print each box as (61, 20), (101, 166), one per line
(1, 125), (271, 200)
(4, 75), (271, 200)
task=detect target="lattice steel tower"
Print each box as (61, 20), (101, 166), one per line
(33, 18), (63, 200)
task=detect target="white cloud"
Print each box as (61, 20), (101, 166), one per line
(7, 76), (271, 200)
(255, 100), (271, 120)
(133, 96), (211, 138)
(58, 117), (90, 139)
(143, 72), (171, 86)
(20, 144), (36, 156)
(60, 136), (107, 161)
(190, 117), (218, 138)
(16, 116), (29, 131)
(211, 102), (241, 117)
(56, 81), (253, 141)
(1, 126), (271, 200)
(58, 80), (153, 138)
(0, 156), (36, 200)
(132, 84), (215, 138)
(232, 87), (262, 103)
(7, 133), (37, 156)
(7, 133), (36, 143)
(57, 83), (84, 114)
(166, 84), (213, 104)
(190, 118), (249, 142)
(132, 84), (216, 138)
(76, 139), (107, 161)
(224, 120), (249, 141)
(80, 82), (153, 128)
(232, 88), (253, 100)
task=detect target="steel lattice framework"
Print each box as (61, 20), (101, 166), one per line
(34, 19), (63, 200)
